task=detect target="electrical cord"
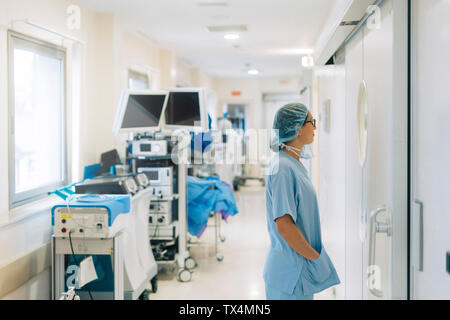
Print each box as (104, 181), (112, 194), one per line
(152, 222), (160, 239)
(69, 231), (94, 301)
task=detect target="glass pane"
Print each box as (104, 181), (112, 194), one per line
(14, 47), (63, 193)
(129, 77), (149, 90)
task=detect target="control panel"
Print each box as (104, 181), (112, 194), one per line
(53, 207), (110, 238)
(137, 167), (173, 186)
(149, 212), (172, 225)
(149, 201), (170, 213)
(131, 140), (168, 157)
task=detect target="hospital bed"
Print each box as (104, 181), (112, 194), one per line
(186, 176), (238, 262)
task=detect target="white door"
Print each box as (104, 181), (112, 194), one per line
(345, 0), (408, 300)
(410, 0), (450, 299)
(362, 2), (394, 299)
(345, 28), (365, 300)
(314, 66), (346, 299)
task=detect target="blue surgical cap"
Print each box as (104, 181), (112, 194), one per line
(270, 103), (309, 152)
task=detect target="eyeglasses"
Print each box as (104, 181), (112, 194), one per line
(304, 118), (316, 127)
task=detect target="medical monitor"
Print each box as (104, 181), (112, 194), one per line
(113, 90), (169, 134)
(162, 88), (208, 132)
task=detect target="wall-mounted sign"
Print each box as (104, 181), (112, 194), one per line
(231, 91), (242, 97)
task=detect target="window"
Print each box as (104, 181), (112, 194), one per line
(128, 70), (149, 90)
(8, 32), (67, 207)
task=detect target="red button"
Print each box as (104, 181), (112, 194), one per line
(61, 228), (67, 233)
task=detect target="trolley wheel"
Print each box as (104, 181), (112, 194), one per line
(138, 289), (150, 301)
(185, 257), (197, 270)
(151, 276), (158, 294)
(177, 268), (192, 282)
(220, 236), (226, 243)
(216, 253), (224, 262)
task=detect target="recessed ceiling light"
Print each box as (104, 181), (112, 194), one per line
(224, 34), (240, 40)
(302, 56), (314, 68)
(248, 69), (259, 75)
(207, 25), (248, 32)
(197, 1), (228, 7)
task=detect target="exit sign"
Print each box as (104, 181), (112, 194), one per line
(231, 91), (242, 97)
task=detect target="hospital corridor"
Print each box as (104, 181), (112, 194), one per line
(1, 0), (450, 306)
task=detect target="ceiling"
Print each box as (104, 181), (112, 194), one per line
(75, 0), (334, 78)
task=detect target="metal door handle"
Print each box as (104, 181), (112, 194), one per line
(414, 200), (424, 272)
(368, 206), (392, 298)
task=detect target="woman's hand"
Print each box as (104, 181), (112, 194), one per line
(309, 251), (320, 261)
(275, 214), (320, 261)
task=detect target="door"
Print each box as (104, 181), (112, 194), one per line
(410, 0), (450, 299)
(345, 0), (408, 300)
(362, 2), (394, 299)
(315, 66), (346, 299)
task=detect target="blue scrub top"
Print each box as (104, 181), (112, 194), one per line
(264, 151), (340, 296)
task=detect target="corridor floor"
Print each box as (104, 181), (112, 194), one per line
(149, 184), (334, 300)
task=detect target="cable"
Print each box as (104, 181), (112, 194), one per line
(152, 222), (160, 238)
(69, 231), (94, 301)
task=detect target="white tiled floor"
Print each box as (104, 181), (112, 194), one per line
(148, 184), (335, 300)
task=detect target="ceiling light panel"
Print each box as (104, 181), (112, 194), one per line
(197, 2), (229, 7)
(207, 25), (248, 33)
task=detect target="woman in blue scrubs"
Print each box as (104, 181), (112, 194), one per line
(264, 103), (340, 300)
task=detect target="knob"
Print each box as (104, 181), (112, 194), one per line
(61, 227), (67, 233)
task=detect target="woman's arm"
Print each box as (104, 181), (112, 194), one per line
(276, 214), (320, 261)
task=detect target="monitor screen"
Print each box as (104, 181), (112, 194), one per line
(140, 144), (151, 152)
(146, 170), (159, 181)
(121, 94), (167, 129)
(164, 92), (201, 127)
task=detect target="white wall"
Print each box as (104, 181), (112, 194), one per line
(213, 76), (304, 130)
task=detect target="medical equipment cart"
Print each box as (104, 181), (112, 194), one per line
(127, 134), (196, 282)
(51, 195), (129, 300)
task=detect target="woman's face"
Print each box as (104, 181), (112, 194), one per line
(299, 112), (316, 145)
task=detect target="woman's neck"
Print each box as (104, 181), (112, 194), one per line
(283, 143), (305, 164)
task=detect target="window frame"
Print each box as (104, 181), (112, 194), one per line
(8, 31), (68, 208)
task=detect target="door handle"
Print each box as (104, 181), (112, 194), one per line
(367, 206), (392, 298)
(413, 200), (424, 272)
